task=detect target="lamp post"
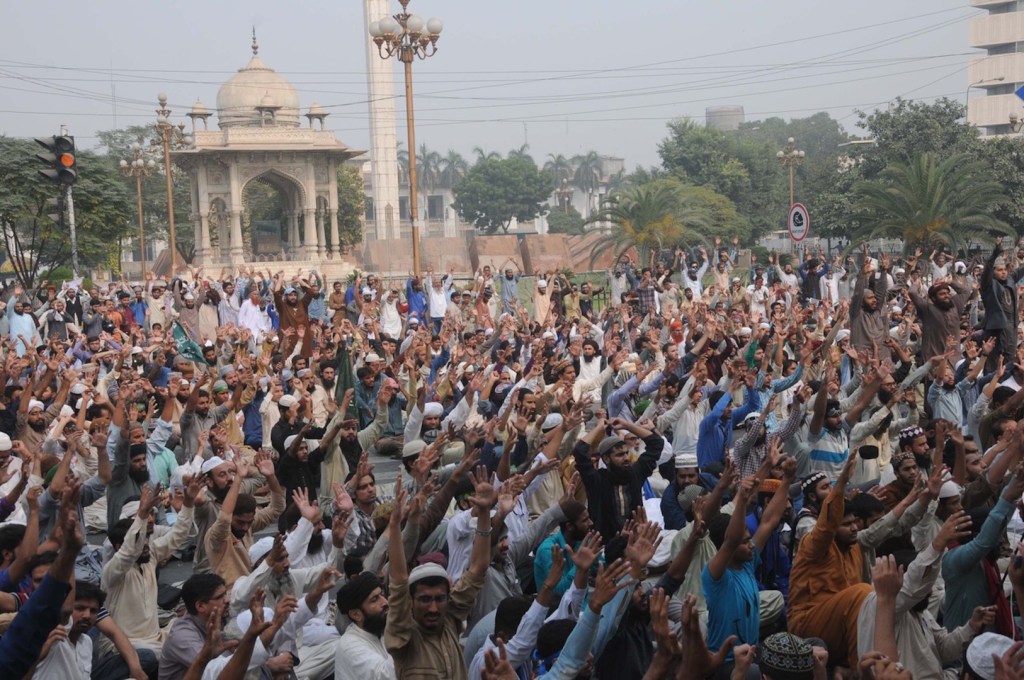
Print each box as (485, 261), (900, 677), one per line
(119, 142), (156, 278)
(369, 1), (443, 277)
(965, 77), (1005, 124)
(776, 138), (805, 254)
(776, 137), (805, 209)
(155, 94), (193, 271)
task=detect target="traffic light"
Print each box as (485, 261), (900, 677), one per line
(34, 135), (77, 185)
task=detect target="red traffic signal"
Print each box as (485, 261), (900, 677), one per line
(34, 135), (78, 185)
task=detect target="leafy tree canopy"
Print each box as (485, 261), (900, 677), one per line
(452, 156), (553, 233)
(0, 136), (133, 288)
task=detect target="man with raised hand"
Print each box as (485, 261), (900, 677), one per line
(384, 468), (495, 680)
(102, 477), (199, 653)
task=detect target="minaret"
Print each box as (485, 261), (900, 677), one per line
(363, 0), (401, 241)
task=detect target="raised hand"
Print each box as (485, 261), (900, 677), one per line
(566, 531), (603, 572)
(678, 594), (735, 680)
(482, 638), (517, 680)
(871, 555), (904, 602)
(589, 558), (634, 611)
(291, 487), (320, 524)
(331, 481), (354, 515)
(625, 520), (663, 576)
(932, 509), (972, 551)
(649, 587), (681, 661)
(468, 465), (498, 510)
(182, 474), (203, 508)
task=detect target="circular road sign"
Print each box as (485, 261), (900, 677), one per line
(788, 203), (810, 242)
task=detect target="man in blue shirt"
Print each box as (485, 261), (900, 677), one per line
(696, 383), (758, 469)
(533, 501), (594, 597)
(703, 458), (796, 673)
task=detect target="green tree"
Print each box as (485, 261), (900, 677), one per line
(472, 147), (501, 163)
(0, 136), (133, 287)
(849, 152), (1012, 252)
(439, 149), (468, 189)
(452, 156), (553, 234)
(586, 182), (709, 267)
(572, 151), (603, 215)
(854, 98), (978, 180)
(508, 144), (535, 166)
(976, 135), (1024, 236)
(546, 205), (585, 235)
(543, 153), (574, 185)
(96, 125), (193, 260)
(336, 164), (365, 252)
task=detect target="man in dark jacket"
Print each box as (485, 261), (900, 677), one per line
(850, 252), (890, 355)
(573, 417), (663, 542)
(980, 238), (1024, 370)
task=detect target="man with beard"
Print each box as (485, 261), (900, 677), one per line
(102, 476), (199, 653)
(205, 453), (285, 586)
(849, 251), (890, 355)
(318, 361), (337, 394)
(681, 248), (709, 298)
(17, 372), (74, 453)
(191, 454), (265, 574)
(880, 433), (925, 512)
(105, 384), (171, 530)
(335, 572), (395, 680)
(335, 383), (391, 478)
(278, 417), (345, 501)
(180, 371), (242, 461)
(906, 257), (973, 363)
(238, 288), (271, 342)
(171, 280), (201, 343)
(39, 298), (74, 341)
(498, 259), (521, 315)
(274, 279), (314, 358)
(573, 417), (663, 542)
(980, 237), (1024, 369)
(788, 454), (873, 668)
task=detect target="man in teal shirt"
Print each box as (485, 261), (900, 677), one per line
(533, 501), (593, 597)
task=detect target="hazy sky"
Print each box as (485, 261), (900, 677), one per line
(1, 1), (978, 170)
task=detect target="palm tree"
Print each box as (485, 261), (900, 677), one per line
(414, 145), (442, 220)
(439, 149), (469, 190)
(586, 182), (710, 268)
(472, 146), (501, 163)
(507, 144), (535, 166)
(572, 151), (603, 216)
(849, 152), (1013, 253)
(396, 142), (409, 186)
(543, 153), (574, 185)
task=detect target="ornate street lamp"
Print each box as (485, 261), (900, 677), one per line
(119, 142), (157, 278)
(369, 1), (443, 276)
(776, 137), (805, 209)
(155, 94), (193, 271)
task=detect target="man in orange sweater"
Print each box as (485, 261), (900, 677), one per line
(788, 453), (873, 667)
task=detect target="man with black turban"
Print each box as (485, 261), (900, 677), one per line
(334, 572), (395, 679)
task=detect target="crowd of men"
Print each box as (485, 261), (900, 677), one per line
(4, 234), (1024, 679)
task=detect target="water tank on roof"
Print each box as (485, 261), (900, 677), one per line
(706, 105), (745, 132)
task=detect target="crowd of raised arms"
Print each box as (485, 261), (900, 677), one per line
(9, 234), (1024, 679)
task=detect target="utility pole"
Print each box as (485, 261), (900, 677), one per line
(66, 185), (79, 278)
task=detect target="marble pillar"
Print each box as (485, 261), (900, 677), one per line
(303, 208), (318, 260)
(363, 0), (400, 241)
(229, 211), (244, 264)
(315, 210), (327, 259)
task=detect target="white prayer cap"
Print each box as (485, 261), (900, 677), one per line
(423, 402), (444, 418)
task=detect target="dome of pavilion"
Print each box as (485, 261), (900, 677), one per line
(216, 34), (300, 129)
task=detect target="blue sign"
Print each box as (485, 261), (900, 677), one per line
(1015, 84), (1024, 102)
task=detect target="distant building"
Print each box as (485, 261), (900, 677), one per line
(967, 0), (1024, 135)
(706, 105), (745, 132)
